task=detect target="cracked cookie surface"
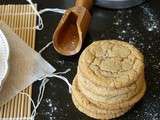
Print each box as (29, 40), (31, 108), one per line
(79, 40), (144, 88)
(72, 40), (146, 119)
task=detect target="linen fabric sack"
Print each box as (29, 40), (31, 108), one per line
(0, 21), (56, 106)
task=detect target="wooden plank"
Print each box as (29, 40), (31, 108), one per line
(0, 4), (36, 119)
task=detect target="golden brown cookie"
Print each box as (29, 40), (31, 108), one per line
(78, 70), (144, 104)
(77, 67), (144, 97)
(72, 95), (130, 120)
(79, 40), (144, 89)
(85, 78), (146, 109)
(71, 77), (131, 119)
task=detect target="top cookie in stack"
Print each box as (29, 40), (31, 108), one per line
(71, 40), (146, 119)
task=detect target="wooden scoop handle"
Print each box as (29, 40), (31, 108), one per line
(75, 0), (93, 10)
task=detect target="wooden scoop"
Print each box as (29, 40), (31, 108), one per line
(53, 0), (93, 56)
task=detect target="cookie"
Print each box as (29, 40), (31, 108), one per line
(78, 67), (144, 97)
(79, 40), (144, 88)
(84, 78), (146, 109)
(72, 40), (146, 119)
(78, 70), (144, 103)
(71, 77), (131, 119)
(72, 95), (130, 120)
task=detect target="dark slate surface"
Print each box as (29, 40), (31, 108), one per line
(1, 0), (160, 120)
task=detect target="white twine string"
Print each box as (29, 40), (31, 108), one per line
(26, 0), (43, 30)
(38, 41), (72, 92)
(26, 0), (65, 30)
(39, 41), (53, 54)
(39, 8), (66, 14)
(31, 78), (50, 118)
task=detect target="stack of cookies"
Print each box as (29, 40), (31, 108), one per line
(72, 40), (146, 119)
